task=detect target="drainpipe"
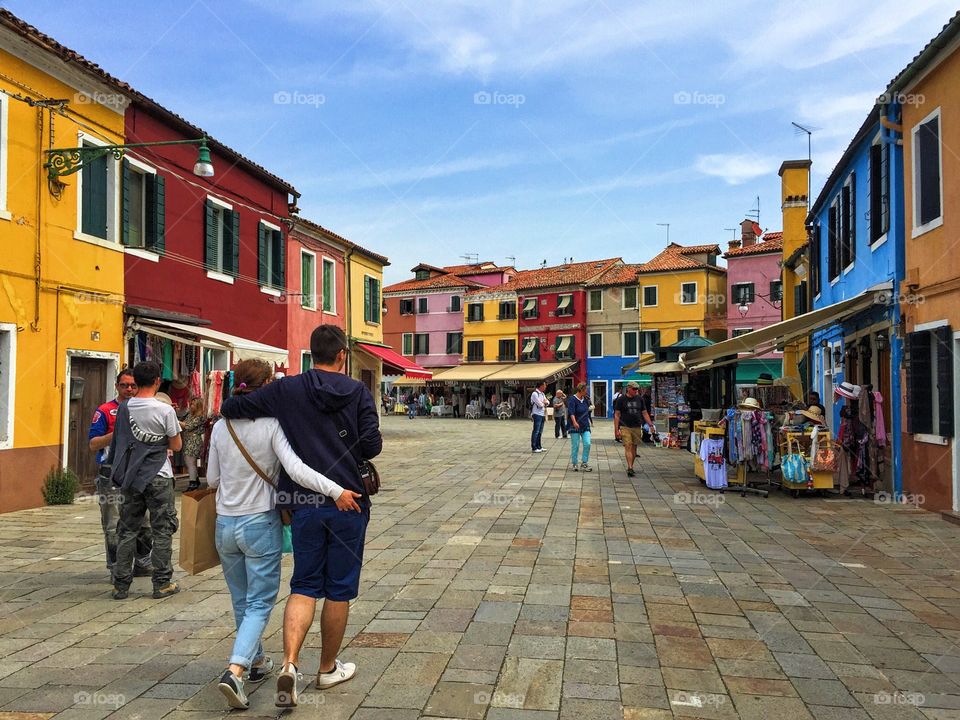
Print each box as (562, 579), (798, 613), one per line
(31, 106), (44, 332)
(344, 247), (354, 376)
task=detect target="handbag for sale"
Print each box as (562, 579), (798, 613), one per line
(811, 445), (838, 472)
(781, 438), (809, 484)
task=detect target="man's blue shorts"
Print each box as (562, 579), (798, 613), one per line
(290, 503), (369, 601)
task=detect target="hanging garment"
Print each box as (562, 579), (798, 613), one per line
(190, 370), (202, 399)
(162, 340), (174, 381)
(873, 392), (887, 447)
(183, 345), (198, 375)
(699, 438), (728, 490)
(726, 410), (738, 464)
(136, 332), (147, 365)
(749, 411), (764, 465)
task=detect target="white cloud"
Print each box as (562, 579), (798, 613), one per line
(694, 153), (778, 185)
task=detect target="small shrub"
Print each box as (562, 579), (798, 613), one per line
(42, 467), (79, 505)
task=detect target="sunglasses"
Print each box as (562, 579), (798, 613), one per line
(118, 383), (137, 389)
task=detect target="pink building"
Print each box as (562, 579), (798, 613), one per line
(723, 221), (784, 381)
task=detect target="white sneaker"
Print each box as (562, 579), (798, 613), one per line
(276, 663), (302, 707)
(534, 448), (545, 453)
(316, 659), (357, 689)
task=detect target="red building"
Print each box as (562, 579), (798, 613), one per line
(122, 95), (299, 391)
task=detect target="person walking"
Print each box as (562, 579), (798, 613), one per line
(88, 369), (153, 579)
(568, 383), (593, 471)
(552, 389), (568, 439)
(613, 382), (645, 477)
(640, 386), (658, 443)
(530, 381), (547, 453)
(109, 361), (182, 600)
(180, 397), (206, 491)
(219, 325), (382, 708)
(208, 359), (360, 710)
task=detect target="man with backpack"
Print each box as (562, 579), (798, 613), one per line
(529, 381), (547, 453)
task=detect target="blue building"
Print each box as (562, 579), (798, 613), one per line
(807, 103), (905, 494)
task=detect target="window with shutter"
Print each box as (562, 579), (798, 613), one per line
(498, 339), (516, 361)
(907, 330), (933, 435)
(914, 112), (942, 229)
(417, 297), (428, 314)
(414, 333), (429, 355)
(622, 287), (638, 309)
(936, 326), (954, 438)
(827, 203), (839, 281)
(811, 223), (821, 295)
(402, 333), (413, 356)
(301, 251), (316, 309)
(467, 340), (484, 362)
(257, 222), (268, 285)
(589, 290), (602, 312)
(869, 142), (890, 243)
(588, 333), (603, 358)
(147, 174), (165, 254)
(322, 258), (335, 312)
(81, 150), (108, 239)
(769, 280), (782, 302)
(680, 283), (697, 304)
(622, 331), (638, 357)
(446, 332), (463, 355)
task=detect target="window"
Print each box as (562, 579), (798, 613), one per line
(811, 224), (821, 296)
(869, 139), (890, 244)
(639, 331), (660, 353)
(399, 299), (415, 315)
(498, 301), (517, 320)
(556, 294), (573, 316)
(622, 286), (638, 310)
(642, 286), (658, 307)
(521, 297), (539, 319)
(769, 280), (783, 303)
(363, 275), (381, 323)
(794, 281), (808, 315)
(732, 283), (755, 305)
(732, 328), (752, 338)
(77, 135), (117, 242)
(498, 339), (516, 361)
(828, 201), (839, 281)
(258, 221), (285, 290)
(0, 324), (15, 449)
(415, 269), (430, 281)
(0, 92), (8, 219)
(588, 333), (603, 358)
(678, 328), (699, 341)
(622, 331), (638, 357)
(446, 332), (463, 355)
(588, 289), (603, 312)
(301, 351), (312, 373)
(467, 303), (484, 322)
(417, 297), (428, 314)
(413, 333), (429, 355)
(680, 283), (697, 304)
(121, 160), (165, 253)
(555, 335), (575, 360)
(204, 198), (239, 278)
(467, 340), (484, 362)
(907, 325), (953, 438)
(300, 251), (316, 309)
(402, 333), (414, 356)
(521, 337), (540, 362)
(840, 174), (855, 270)
(321, 258), (336, 312)
(913, 109), (943, 234)
(449, 296), (461, 313)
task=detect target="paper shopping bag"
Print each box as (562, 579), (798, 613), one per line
(178, 487), (220, 575)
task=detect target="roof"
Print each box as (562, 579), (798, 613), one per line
(410, 263), (447, 275)
(667, 335), (715, 350)
(441, 262), (509, 275)
(586, 263), (643, 287)
(383, 274), (483, 294)
(0, 9), (298, 196)
(724, 232), (784, 258)
(637, 243), (726, 274)
(885, 11), (960, 95)
(293, 217), (390, 266)
(483, 258), (623, 294)
(807, 106), (880, 221)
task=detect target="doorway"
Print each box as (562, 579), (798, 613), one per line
(822, 348), (834, 427)
(591, 380), (608, 418)
(67, 356), (110, 488)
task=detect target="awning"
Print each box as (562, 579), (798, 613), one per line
(522, 298), (537, 314)
(641, 361), (684, 374)
(556, 336), (572, 354)
(623, 372), (652, 385)
(683, 282), (892, 371)
(355, 342), (432, 379)
(736, 358), (783, 385)
(557, 295), (572, 312)
(481, 361), (577, 383)
(131, 318), (289, 365)
(430, 364), (511, 382)
(521, 337), (538, 354)
(389, 375), (429, 386)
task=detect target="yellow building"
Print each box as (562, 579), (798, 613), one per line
(345, 242), (391, 407)
(461, 290), (520, 363)
(0, 12), (128, 510)
(636, 244), (728, 350)
(779, 160), (812, 396)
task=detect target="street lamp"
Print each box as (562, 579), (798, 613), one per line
(738, 302), (749, 317)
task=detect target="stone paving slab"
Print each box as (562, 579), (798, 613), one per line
(3, 417), (960, 718)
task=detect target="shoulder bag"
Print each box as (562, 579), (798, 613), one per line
(224, 420), (293, 553)
(333, 411), (381, 497)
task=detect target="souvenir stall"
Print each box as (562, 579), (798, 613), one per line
(691, 398), (773, 497)
(778, 410), (837, 496)
(833, 381), (885, 497)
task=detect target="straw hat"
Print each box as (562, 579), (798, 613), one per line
(738, 397), (761, 411)
(155, 392), (174, 407)
(798, 405), (826, 424)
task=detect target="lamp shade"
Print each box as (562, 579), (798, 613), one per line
(193, 140), (214, 177)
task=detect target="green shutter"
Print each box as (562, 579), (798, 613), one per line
(230, 211), (240, 277)
(146, 174), (165, 254)
(82, 153), (108, 238)
(204, 200), (217, 270)
(363, 277), (371, 322)
(121, 160), (132, 246)
(323, 260), (333, 311)
(372, 279), (380, 323)
(275, 230), (286, 289)
(220, 210), (233, 274)
(257, 223), (268, 285)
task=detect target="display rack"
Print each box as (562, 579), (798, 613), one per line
(778, 428), (835, 496)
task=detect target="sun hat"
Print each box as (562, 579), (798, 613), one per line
(756, 372), (774, 386)
(738, 397), (761, 411)
(834, 381), (861, 400)
(798, 405), (826, 424)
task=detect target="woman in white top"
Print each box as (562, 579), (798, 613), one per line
(207, 359), (361, 709)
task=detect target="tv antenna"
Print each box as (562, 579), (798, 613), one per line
(460, 253), (478, 264)
(746, 196), (760, 226)
(505, 255), (516, 267)
(656, 222), (670, 244)
(724, 227), (737, 241)
(792, 121), (817, 209)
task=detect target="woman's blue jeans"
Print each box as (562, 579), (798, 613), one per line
(570, 430), (592, 464)
(216, 510), (282, 668)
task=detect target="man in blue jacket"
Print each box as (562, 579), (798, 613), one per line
(219, 325), (382, 707)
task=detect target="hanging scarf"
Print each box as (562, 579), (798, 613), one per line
(873, 392), (887, 447)
(750, 411), (764, 464)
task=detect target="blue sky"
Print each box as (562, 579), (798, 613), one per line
(9, 0), (957, 283)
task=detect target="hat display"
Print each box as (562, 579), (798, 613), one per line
(834, 381), (861, 400)
(798, 405), (826, 424)
(738, 397), (761, 411)
(756, 372), (774, 386)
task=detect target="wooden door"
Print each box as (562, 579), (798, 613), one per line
(68, 357), (108, 487)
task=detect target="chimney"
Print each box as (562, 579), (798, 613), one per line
(728, 237), (741, 251)
(740, 219), (757, 247)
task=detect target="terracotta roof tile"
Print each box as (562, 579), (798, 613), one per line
(294, 217), (390, 266)
(670, 242), (722, 255)
(384, 274), (483, 294)
(724, 232), (784, 258)
(637, 244), (726, 274)
(441, 262), (509, 275)
(586, 263), (643, 287)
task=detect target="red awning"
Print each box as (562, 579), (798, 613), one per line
(354, 342), (432, 379)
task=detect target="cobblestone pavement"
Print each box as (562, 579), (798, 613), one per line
(3, 416), (960, 720)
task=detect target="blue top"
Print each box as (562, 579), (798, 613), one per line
(567, 395), (591, 433)
(220, 369), (383, 507)
(88, 398), (118, 465)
